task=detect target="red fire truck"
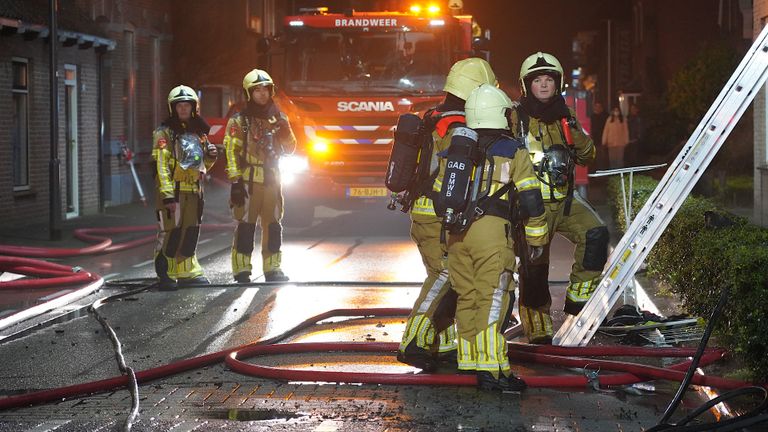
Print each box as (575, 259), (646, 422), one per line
(249, 3), (485, 223)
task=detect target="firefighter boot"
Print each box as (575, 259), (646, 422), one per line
(264, 269), (289, 282)
(396, 340), (437, 372)
(155, 254), (177, 291)
(234, 271), (251, 283)
(264, 252), (289, 282)
(476, 371), (527, 392)
(177, 275), (211, 287)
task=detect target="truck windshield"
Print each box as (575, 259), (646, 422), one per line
(284, 29), (449, 96)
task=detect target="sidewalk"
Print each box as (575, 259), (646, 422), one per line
(0, 179), (233, 250)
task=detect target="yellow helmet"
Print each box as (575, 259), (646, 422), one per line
(465, 84), (512, 130)
(243, 68), (275, 100)
(443, 57), (497, 101)
(167, 85), (199, 115)
(519, 51), (564, 96)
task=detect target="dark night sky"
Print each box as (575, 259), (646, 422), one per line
(290, 0), (631, 93)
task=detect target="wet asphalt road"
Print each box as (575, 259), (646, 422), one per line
(0, 198), (736, 431)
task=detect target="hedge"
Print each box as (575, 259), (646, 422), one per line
(607, 175), (768, 382)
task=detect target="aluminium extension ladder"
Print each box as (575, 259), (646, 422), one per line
(554, 24), (768, 346)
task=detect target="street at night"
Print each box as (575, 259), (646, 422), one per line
(2, 1), (768, 431)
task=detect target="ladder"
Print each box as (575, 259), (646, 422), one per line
(588, 164), (667, 306)
(554, 24), (768, 347)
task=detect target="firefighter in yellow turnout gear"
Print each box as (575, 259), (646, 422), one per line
(224, 69), (297, 283)
(152, 85), (218, 289)
(397, 58), (498, 372)
(510, 52), (609, 344)
(447, 84), (547, 391)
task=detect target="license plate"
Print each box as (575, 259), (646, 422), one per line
(347, 187), (389, 198)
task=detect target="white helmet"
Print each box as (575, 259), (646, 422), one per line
(167, 85), (199, 115)
(243, 68), (275, 100)
(443, 57), (497, 100)
(519, 51), (564, 96)
(465, 84), (513, 130)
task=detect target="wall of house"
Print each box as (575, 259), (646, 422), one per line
(0, 35), (101, 228)
(753, 0), (768, 227)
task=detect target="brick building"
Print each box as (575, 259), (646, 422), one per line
(0, 0), (174, 236)
(0, 0), (114, 231)
(92, 0), (174, 208)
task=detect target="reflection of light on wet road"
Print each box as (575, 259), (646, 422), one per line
(286, 361), (417, 375)
(382, 241), (426, 282)
(280, 239), (424, 282)
(263, 286), (417, 341)
(206, 287), (260, 352)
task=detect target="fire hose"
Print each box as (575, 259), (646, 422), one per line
(0, 256), (100, 289)
(0, 302), (763, 412)
(0, 223), (233, 259)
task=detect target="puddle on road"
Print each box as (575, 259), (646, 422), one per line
(215, 408), (308, 422)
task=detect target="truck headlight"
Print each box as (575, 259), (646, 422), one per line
(279, 155), (309, 185)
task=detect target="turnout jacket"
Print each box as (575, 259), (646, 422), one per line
(509, 105), (594, 202)
(224, 104), (297, 184)
(152, 121), (217, 199)
(482, 135), (548, 246)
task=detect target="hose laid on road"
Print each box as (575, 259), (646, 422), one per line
(225, 341), (738, 388)
(0, 223), (233, 258)
(0, 304), (762, 411)
(643, 286), (768, 431)
(89, 285), (152, 432)
(0, 256), (100, 289)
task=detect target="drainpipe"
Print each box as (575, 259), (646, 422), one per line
(97, 50), (105, 213)
(48, 0), (61, 240)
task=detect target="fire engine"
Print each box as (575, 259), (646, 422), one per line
(247, 2), (486, 223)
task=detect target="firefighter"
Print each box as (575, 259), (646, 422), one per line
(152, 85), (218, 289)
(509, 52), (609, 344)
(447, 84), (547, 391)
(224, 69), (297, 283)
(397, 58), (498, 371)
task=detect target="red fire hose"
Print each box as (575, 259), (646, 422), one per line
(0, 307), (761, 410)
(0, 223), (233, 258)
(225, 342), (750, 389)
(0, 256), (99, 289)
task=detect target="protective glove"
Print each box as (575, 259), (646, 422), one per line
(206, 143), (218, 158)
(162, 197), (177, 215)
(230, 181), (247, 207)
(528, 245), (544, 262)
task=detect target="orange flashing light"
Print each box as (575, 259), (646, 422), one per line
(310, 139), (330, 156)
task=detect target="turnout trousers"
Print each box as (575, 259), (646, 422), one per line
(231, 181), (285, 277)
(448, 215), (516, 379)
(399, 213), (458, 356)
(517, 193), (608, 343)
(154, 191), (205, 281)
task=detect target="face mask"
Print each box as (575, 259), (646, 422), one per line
(177, 133), (204, 170)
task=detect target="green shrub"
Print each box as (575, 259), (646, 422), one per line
(607, 175), (768, 382)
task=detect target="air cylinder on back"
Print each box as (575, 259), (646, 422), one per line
(438, 126), (478, 219)
(385, 113), (422, 193)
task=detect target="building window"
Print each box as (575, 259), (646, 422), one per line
(12, 58), (30, 190)
(247, 0), (275, 34)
